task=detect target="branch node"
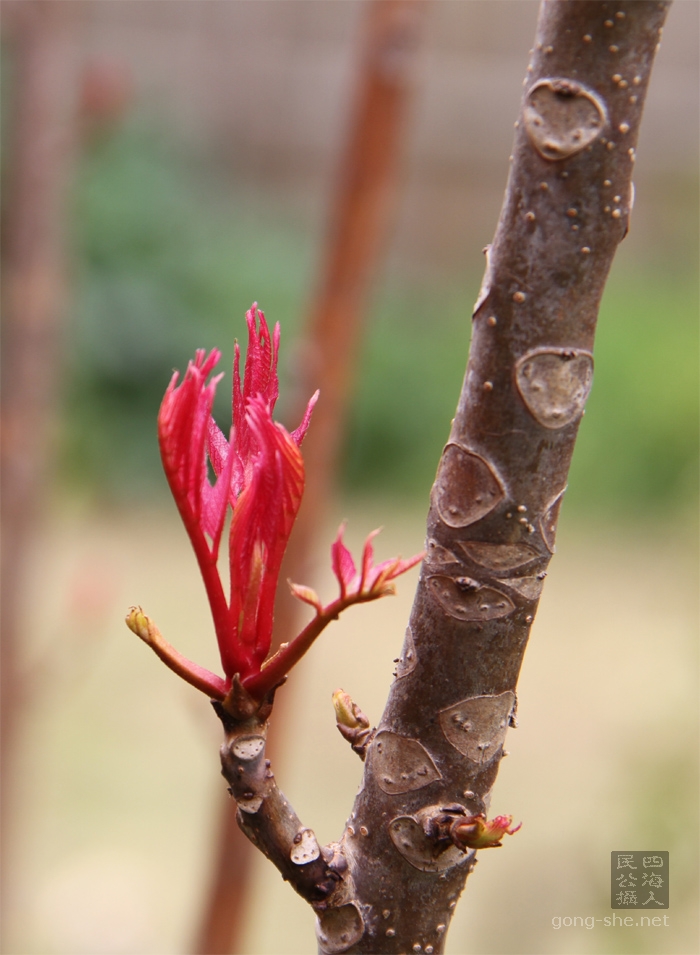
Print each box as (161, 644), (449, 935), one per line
(332, 688), (374, 760)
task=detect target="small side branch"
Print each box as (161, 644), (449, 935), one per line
(213, 695), (351, 910)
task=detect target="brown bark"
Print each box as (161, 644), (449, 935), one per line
(0, 0), (84, 933)
(214, 2), (671, 954)
(192, 2), (426, 952)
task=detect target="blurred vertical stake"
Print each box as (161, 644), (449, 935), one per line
(191, 2), (427, 953)
(0, 0), (84, 934)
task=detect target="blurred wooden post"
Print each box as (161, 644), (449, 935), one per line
(0, 0), (84, 939)
(191, 2), (426, 952)
(285, 0), (426, 579)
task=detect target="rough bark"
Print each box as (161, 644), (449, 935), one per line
(193, 4), (425, 952)
(215, 1), (670, 953)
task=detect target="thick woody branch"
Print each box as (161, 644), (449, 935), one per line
(322, 3), (671, 953)
(202, 4), (670, 954)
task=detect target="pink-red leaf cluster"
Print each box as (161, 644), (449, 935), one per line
(158, 304), (315, 687)
(134, 304), (421, 704)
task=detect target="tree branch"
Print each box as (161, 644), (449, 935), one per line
(202, 2), (671, 953)
(323, 3), (671, 952)
(213, 691), (352, 912)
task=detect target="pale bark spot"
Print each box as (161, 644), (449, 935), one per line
(425, 538), (461, 567)
(290, 828), (321, 865)
(230, 735), (265, 761)
(316, 903), (365, 954)
(439, 691), (515, 761)
(472, 244), (492, 315)
(395, 626), (417, 679)
(515, 348), (593, 429)
(457, 540), (540, 572)
(502, 575), (545, 600)
(372, 731), (441, 794)
(389, 816), (470, 872)
(524, 78), (607, 160)
(427, 575), (515, 621)
(540, 486), (567, 553)
(238, 794), (263, 814)
(433, 445), (505, 528)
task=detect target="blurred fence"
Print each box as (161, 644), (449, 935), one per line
(3, 0), (697, 512)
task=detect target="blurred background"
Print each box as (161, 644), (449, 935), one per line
(1, 2), (697, 954)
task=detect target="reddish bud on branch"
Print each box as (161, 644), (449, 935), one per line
(451, 813), (522, 850)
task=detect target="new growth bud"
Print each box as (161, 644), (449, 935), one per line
(333, 688), (372, 759)
(333, 688), (369, 730)
(127, 304), (423, 707)
(125, 606), (151, 643)
(125, 606), (227, 701)
(451, 813), (522, 850)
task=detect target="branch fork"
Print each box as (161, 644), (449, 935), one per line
(124, 3), (670, 951)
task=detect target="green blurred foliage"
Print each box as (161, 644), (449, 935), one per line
(63, 125), (313, 496)
(63, 125), (698, 516)
(343, 268), (699, 517)
(566, 275), (699, 515)
(342, 284), (469, 496)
